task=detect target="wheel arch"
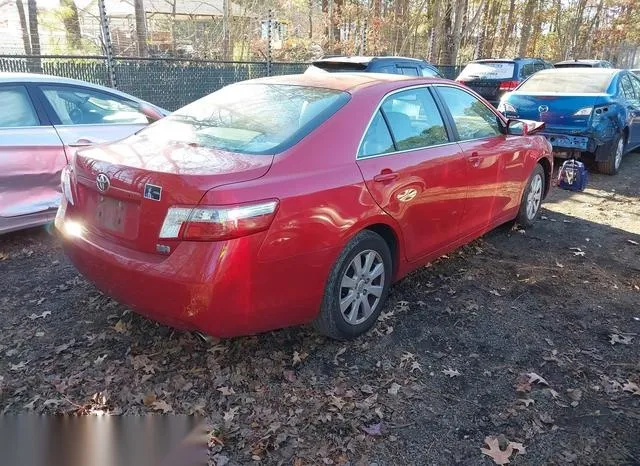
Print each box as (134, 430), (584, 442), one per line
(536, 156), (552, 198)
(360, 221), (404, 281)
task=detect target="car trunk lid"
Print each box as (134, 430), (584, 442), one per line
(506, 93), (605, 131)
(72, 134), (273, 254)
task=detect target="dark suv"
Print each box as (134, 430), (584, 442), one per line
(455, 57), (553, 106)
(307, 56), (443, 78)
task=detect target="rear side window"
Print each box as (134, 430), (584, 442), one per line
(630, 75), (640, 99)
(436, 86), (501, 140)
(0, 86), (39, 128)
(358, 111), (394, 158)
(376, 65), (396, 74)
(41, 86), (148, 125)
(397, 66), (419, 76)
(381, 88), (449, 150)
(620, 75), (636, 99)
(421, 67), (440, 77)
(140, 83), (349, 155)
(519, 63), (537, 79)
(457, 62), (515, 80)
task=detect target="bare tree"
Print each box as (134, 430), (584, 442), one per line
(134, 0), (149, 56)
(15, 0), (31, 55)
(27, 0), (40, 69)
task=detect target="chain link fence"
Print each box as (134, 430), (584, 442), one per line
(0, 54), (461, 110)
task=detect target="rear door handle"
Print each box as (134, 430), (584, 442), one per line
(468, 152), (481, 168)
(373, 171), (399, 182)
(68, 138), (95, 148)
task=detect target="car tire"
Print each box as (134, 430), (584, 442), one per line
(597, 134), (624, 175)
(313, 230), (392, 340)
(515, 163), (545, 227)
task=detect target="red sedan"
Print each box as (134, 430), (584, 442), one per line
(56, 73), (552, 340)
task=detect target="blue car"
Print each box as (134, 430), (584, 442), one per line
(498, 68), (640, 174)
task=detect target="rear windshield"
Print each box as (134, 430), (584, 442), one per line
(458, 62), (515, 80)
(518, 70), (614, 93)
(138, 84), (349, 154)
(309, 61), (368, 73)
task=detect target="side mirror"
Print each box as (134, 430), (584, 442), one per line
(138, 102), (165, 123)
(507, 119), (545, 136)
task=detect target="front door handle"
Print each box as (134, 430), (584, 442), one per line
(373, 171), (399, 182)
(468, 152), (481, 168)
(68, 138), (94, 148)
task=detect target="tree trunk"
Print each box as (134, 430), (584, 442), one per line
(439, 0), (455, 65)
(528, 0), (543, 56)
(474, 0), (490, 59)
(308, 0), (313, 39)
(498, 0), (515, 56)
(16, 0), (31, 55)
(222, 0), (231, 59)
(27, 0), (40, 70)
(134, 0), (148, 57)
(517, 0), (537, 57)
(60, 0), (81, 50)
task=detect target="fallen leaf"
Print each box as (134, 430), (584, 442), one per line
(518, 398), (535, 407)
(10, 361), (28, 371)
(152, 400), (173, 414)
(566, 389), (582, 402)
(410, 361), (422, 373)
(333, 347), (346, 365)
(555, 261), (564, 268)
(443, 368), (460, 378)
(292, 350), (307, 366)
(610, 334), (633, 345)
(362, 422), (383, 436)
(94, 354), (107, 365)
(539, 413), (554, 424)
(510, 442), (526, 454)
(481, 436), (513, 465)
(489, 290), (502, 297)
(283, 370), (296, 382)
(55, 339), (75, 355)
(628, 239), (639, 245)
(547, 388), (560, 399)
(142, 393), (157, 406)
(113, 319), (129, 333)
(217, 386), (236, 396)
(224, 406), (239, 423)
(527, 372), (549, 386)
(28, 311), (51, 320)
(360, 384), (375, 394)
(387, 382), (401, 395)
(622, 381), (640, 396)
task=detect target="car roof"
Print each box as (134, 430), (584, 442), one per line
(534, 67), (619, 77)
(0, 72), (165, 109)
(470, 58), (542, 64)
(313, 56), (428, 65)
(243, 72), (446, 92)
(554, 59), (606, 65)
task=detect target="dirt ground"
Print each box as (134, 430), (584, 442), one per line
(1, 152), (639, 465)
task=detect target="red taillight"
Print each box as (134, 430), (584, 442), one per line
(499, 80), (520, 91)
(159, 200), (279, 241)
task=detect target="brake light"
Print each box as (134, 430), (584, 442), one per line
(499, 80), (520, 91)
(159, 200), (279, 241)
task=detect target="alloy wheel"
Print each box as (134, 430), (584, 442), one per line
(526, 174), (543, 220)
(614, 138), (624, 170)
(339, 250), (385, 325)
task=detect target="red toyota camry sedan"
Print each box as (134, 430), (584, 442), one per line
(56, 73), (552, 340)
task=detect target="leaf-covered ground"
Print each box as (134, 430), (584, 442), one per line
(1, 153), (639, 465)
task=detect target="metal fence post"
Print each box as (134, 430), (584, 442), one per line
(267, 9), (272, 77)
(98, 0), (117, 88)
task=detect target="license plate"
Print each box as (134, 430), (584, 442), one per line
(545, 134), (589, 150)
(96, 196), (126, 233)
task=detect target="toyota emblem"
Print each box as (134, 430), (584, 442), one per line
(96, 173), (110, 193)
(538, 105), (549, 113)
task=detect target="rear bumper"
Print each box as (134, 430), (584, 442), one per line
(541, 128), (617, 160)
(56, 212), (332, 337)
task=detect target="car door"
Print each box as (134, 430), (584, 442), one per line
(623, 73), (640, 147)
(356, 86), (469, 262)
(33, 84), (151, 156)
(0, 83), (67, 221)
(433, 85), (526, 238)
